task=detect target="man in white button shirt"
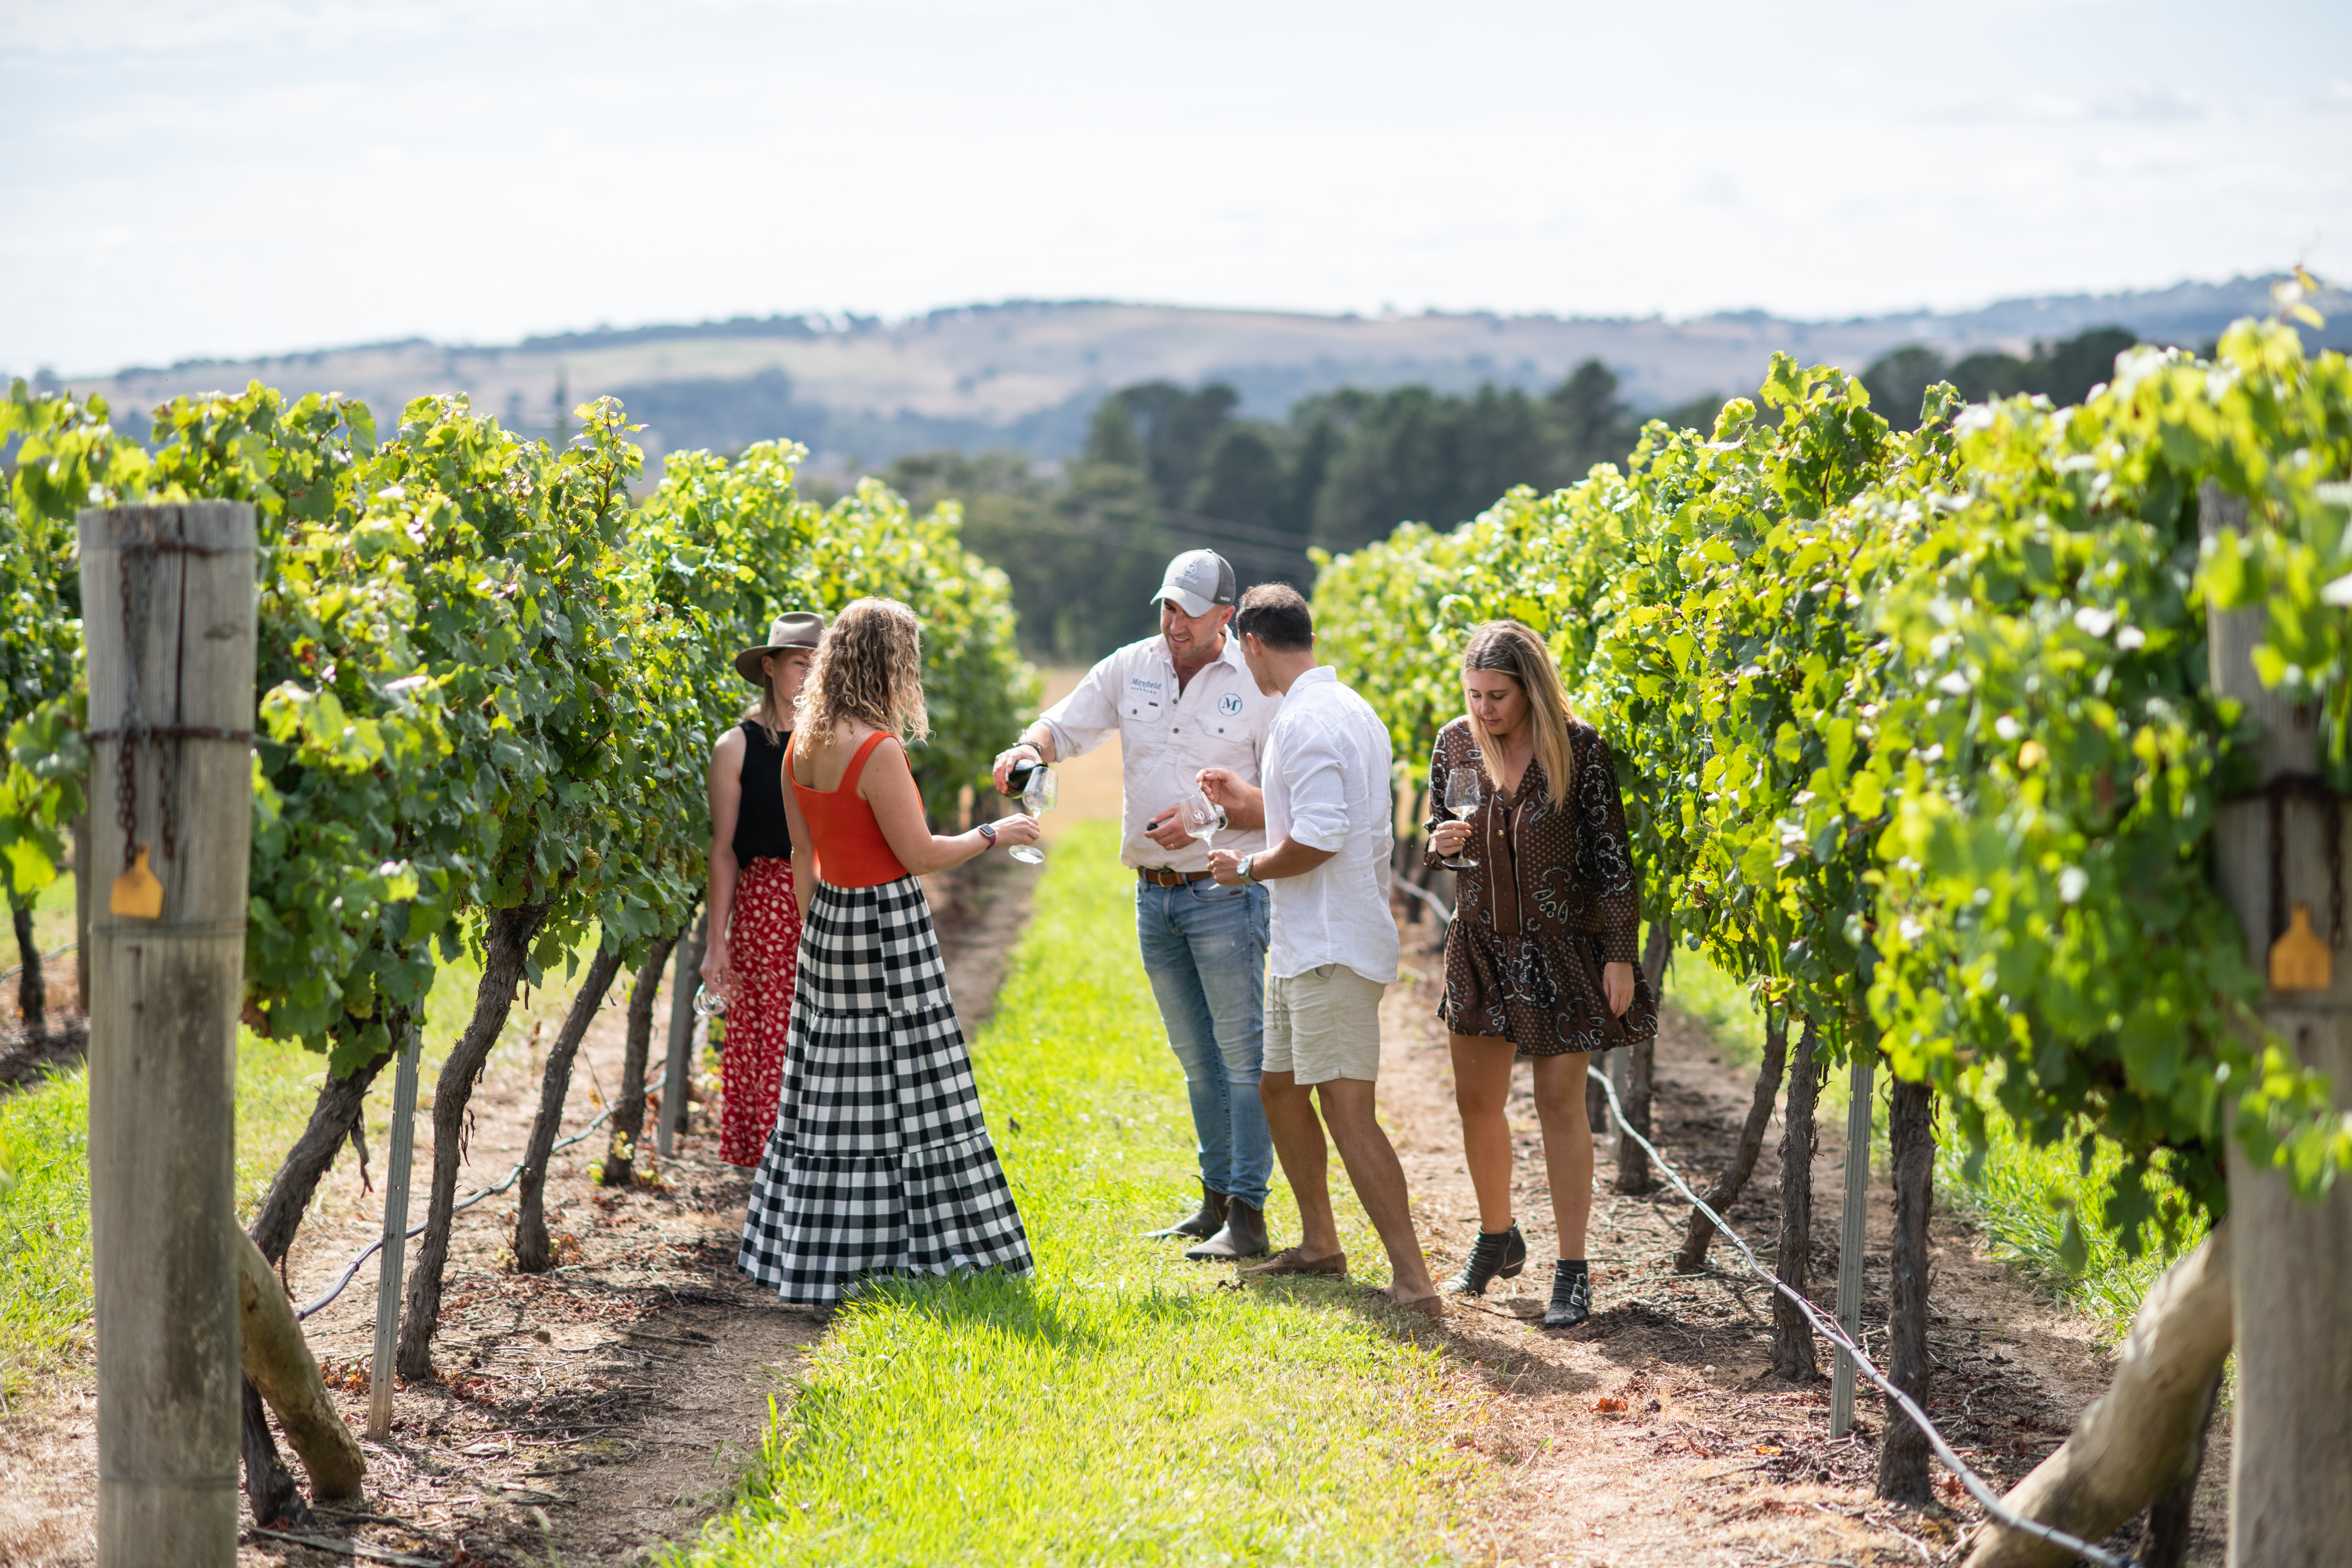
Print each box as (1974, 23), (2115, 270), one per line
(1202, 585), (1439, 1319)
(991, 550), (1278, 1260)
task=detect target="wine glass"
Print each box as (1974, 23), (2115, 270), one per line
(692, 982), (728, 1019)
(1176, 788), (1220, 850)
(1441, 753), (1483, 870)
(1009, 765), (1055, 865)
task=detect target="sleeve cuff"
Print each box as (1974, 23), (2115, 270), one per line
(1289, 820), (1348, 853)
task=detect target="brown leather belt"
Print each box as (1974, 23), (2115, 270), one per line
(1138, 867), (1214, 887)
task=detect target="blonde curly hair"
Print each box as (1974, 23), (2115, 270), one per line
(792, 597), (929, 766)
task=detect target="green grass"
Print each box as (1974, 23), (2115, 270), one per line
(676, 822), (1479, 1568)
(0, 1026), (333, 1404)
(27, 871), (76, 955)
(1933, 1079), (2206, 1346)
(1664, 943), (1768, 1066)
(0, 1068), (90, 1407)
(0, 914), (609, 1405)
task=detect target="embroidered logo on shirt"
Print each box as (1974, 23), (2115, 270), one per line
(1217, 692), (1244, 716)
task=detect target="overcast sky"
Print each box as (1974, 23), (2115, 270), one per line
(5, 0), (2348, 377)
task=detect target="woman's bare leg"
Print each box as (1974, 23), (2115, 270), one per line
(1530, 1051), (1595, 1259)
(1448, 1032), (1519, 1232)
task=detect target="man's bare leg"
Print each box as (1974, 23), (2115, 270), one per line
(1258, 1070), (1342, 1259)
(1313, 1078), (1436, 1298)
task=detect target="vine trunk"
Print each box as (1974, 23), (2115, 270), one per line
(1770, 1016), (1822, 1380)
(1875, 1074), (1936, 1500)
(513, 944), (627, 1272)
(1611, 916), (1674, 1193)
(10, 895), (43, 1038)
(601, 929), (684, 1188)
(1676, 1008), (1789, 1273)
(397, 901), (550, 1381)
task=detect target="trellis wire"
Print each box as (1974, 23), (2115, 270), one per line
(1393, 877), (1452, 927)
(295, 1103), (614, 1321)
(1592, 1069), (2137, 1568)
(1, 942), (77, 982)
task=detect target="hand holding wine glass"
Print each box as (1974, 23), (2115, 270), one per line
(1176, 788), (1222, 849)
(1440, 752), (1483, 870)
(1006, 763), (1056, 865)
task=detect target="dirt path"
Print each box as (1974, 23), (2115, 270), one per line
(1376, 916), (2228, 1567)
(0, 853), (1035, 1568)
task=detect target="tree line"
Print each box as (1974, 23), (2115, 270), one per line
(860, 360), (1718, 663)
(859, 326), (2142, 665)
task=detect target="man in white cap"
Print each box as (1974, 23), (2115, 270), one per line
(992, 550), (1279, 1259)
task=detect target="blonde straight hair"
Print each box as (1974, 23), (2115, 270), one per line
(792, 597), (929, 768)
(1461, 620), (1576, 809)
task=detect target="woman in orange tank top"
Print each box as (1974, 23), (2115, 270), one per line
(736, 596), (1042, 1314)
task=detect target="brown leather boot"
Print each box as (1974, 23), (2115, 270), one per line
(1144, 1183), (1228, 1241)
(1183, 1197), (1270, 1261)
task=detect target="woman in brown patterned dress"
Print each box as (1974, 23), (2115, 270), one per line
(1425, 619), (1658, 1327)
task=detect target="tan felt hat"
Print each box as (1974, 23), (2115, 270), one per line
(735, 612), (827, 684)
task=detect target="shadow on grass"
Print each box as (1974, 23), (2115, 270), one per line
(837, 1263), (1214, 1352)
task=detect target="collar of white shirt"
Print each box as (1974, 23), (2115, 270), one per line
(1280, 664), (1337, 699)
(1158, 628), (1250, 685)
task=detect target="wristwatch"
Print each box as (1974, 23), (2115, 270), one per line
(978, 821), (999, 846)
(1237, 853), (1256, 885)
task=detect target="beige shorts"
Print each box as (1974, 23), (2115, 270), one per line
(1264, 964), (1388, 1085)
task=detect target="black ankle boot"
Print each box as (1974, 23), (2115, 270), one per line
(1542, 1260), (1591, 1328)
(1184, 1197), (1270, 1261)
(1441, 1222), (1527, 1296)
(1145, 1182), (1228, 1241)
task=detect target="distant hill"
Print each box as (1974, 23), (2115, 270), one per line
(52, 277), (2351, 470)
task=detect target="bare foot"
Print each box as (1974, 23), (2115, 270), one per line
(1376, 1284), (1443, 1321)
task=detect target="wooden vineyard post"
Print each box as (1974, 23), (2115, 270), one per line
(2201, 485), (2352, 1563)
(660, 906), (706, 1157)
(80, 502), (256, 1568)
(367, 1013), (424, 1440)
(1831, 1046), (1874, 1437)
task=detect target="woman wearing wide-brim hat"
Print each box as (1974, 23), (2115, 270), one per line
(705, 611), (827, 1167)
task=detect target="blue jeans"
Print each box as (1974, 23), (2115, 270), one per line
(1136, 878), (1273, 1209)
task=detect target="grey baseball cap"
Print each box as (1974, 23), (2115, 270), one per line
(1150, 550), (1238, 617)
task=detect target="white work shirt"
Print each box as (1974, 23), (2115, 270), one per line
(1038, 631), (1274, 873)
(1261, 667), (1398, 982)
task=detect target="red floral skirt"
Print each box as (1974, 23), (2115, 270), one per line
(719, 857), (803, 1167)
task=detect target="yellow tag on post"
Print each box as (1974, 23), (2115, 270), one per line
(2269, 903), (2332, 992)
(110, 845), (163, 920)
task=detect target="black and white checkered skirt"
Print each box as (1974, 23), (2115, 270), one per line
(737, 872), (1033, 1304)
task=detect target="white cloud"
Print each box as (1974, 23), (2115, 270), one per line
(3, 0), (2348, 372)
